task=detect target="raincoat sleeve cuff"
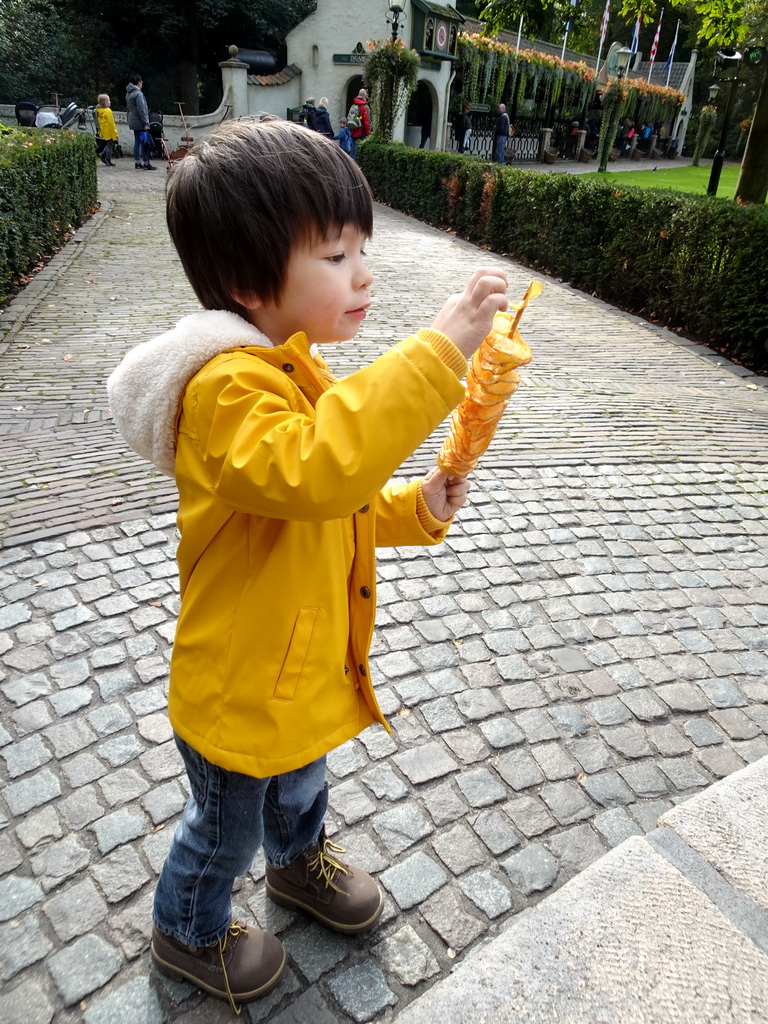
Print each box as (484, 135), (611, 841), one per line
(417, 328), (468, 381)
(416, 481), (453, 536)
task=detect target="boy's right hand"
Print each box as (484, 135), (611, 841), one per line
(430, 268), (509, 359)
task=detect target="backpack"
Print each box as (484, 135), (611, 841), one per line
(346, 104), (362, 131)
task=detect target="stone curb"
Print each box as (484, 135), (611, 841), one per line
(395, 754), (768, 1023)
(0, 199), (113, 356)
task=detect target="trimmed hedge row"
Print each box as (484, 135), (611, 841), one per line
(0, 127), (97, 302)
(358, 143), (768, 370)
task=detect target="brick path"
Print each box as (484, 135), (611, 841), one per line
(1, 157), (768, 1024)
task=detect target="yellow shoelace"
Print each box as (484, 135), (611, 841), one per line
(218, 920), (246, 1016)
(307, 836), (351, 893)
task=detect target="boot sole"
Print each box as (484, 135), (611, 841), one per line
(266, 881), (384, 933)
(150, 940), (286, 1002)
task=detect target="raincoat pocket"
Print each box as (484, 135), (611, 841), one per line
(273, 607), (319, 701)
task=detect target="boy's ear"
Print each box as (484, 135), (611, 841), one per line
(231, 289), (264, 312)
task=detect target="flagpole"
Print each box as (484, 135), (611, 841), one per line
(516, 14), (523, 56)
(595, 0), (610, 75)
(647, 7), (664, 83)
(665, 19), (680, 86)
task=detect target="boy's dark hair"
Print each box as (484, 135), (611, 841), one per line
(130, 74), (142, 85)
(165, 119), (374, 319)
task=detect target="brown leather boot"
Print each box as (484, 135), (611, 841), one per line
(151, 920), (285, 1013)
(266, 829), (383, 933)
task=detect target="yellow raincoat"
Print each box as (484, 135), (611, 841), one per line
(170, 327), (466, 776)
(96, 106), (119, 142)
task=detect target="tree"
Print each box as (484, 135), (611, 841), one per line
(735, 0), (768, 202)
(0, 0), (316, 113)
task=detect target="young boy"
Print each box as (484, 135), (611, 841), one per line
(334, 116), (353, 156)
(107, 119), (507, 1013)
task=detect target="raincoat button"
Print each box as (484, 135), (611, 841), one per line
(359, 664), (366, 676)
(360, 586), (371, 598)
(359, 504), (369, 512)
(282, 363), (294, 373)
(344, 666), (349, 674)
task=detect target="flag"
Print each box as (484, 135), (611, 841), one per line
(630, 14), (642, 57)
(599, 0), (610, 48)
(664, 18), (679, 69)
(649, 9), (663, 65)
(567, 0), (578, 33)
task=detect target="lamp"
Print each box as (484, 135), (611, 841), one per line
(708, 82), (720, 102)
(597, 45), (633, 172)
(616, 46), (632, 79)
(385, 3), (407, 41)
(707, 48), (742, 196)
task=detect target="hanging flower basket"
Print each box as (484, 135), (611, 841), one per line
(364, 38), (421, 142)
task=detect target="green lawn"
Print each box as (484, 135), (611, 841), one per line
(578, 164), (740, 196)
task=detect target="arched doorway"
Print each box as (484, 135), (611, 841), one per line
(406, 80), (433, 148)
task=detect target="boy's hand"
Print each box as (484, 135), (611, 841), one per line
(421, 468), (471, 523)
(431, 268), (509, 359)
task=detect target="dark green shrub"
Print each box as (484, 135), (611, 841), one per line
(358, 144), (768, 370)
(0, 127), (97, 302)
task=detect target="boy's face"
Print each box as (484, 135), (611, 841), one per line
(243, 225), (372, 346)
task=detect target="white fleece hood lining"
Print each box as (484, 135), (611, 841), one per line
(106, 310), (279, 479)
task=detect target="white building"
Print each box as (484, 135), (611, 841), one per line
(221, 0), (466, 149)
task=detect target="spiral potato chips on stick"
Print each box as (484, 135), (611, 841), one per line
(436, 280), (542, 478)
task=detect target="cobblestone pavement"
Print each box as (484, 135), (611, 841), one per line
(1, 158), (768, 1024)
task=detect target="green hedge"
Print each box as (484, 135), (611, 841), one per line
(358, 143), (768, 370)
(0, 127), (97, 302)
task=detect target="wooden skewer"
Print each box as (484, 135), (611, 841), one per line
(509, 280), (543, 336)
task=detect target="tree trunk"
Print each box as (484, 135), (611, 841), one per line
(735, 67), (768, 205)
(177, 62), (200, 116)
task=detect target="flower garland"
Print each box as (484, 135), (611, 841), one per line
(456, 31), (683, 124)
(364, 38), (421, 143)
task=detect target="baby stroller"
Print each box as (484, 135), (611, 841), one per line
(85, 106), (124, 160)
(34, 101), (83, 129)
(15, 101), (38, 126)
(147, 111), (170, 162)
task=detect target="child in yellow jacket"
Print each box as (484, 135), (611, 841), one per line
(95, 93), (118, 166)
(107, 118), (508, 1013)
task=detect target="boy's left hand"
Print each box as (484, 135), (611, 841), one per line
(421, 468), (471, 523)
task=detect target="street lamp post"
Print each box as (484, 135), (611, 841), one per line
(597, 46), (632, 172)
(615, 45), (632, 80)
(385, 3), (407, 41)
(707, 49), (742, 197)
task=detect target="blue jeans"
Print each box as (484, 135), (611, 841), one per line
(153, 735), (328, 947)
(495, 135), (508, 164)
(133, 129), (149, 166)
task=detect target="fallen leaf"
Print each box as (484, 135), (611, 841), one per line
(63, 354), (74, 361)
(746, 383), (758, 390)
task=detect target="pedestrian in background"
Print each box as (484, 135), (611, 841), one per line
(315, 97), (334, 138)
(96, 93), (118, 166)
(300, 97), (318, 130)
(126, 74), (155, 170)
(334, 117), (354, 156)
(347, 88), (371, 159)
(494, 103), (510, 164)
(454, 102), (472, 154)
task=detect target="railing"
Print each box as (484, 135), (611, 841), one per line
(448, 114), (576, 163)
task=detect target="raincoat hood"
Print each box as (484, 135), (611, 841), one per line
(106, 310), (274, 478)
